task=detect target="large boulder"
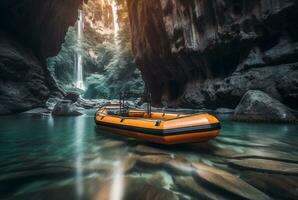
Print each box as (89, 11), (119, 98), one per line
(52, 100), (82, 116)
(64, 92), (80, 103)
(233, 90), (296, 123)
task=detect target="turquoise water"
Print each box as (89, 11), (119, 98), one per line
(0, 110), (297, 200)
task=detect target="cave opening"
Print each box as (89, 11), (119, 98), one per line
(47, 0), (144, 100)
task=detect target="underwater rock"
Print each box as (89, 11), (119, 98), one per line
(100, 140), (126, 149)
(233, 90), (297, 123)
(229, 158), (298, 175)
(96, 176), (178, 200)
(136, 155), (193, 175)
(137, 155), (173, 167)
(231, 150), (298, 163)
(135, 145), (170, 155)
(10, 176), (102, 200)
(215, 137), (270, 148)
(52, 100), (82, 116)
(122, 156), (138, 173)
(241, 172), (298, 200)
(192, 162), (270, 200)
(174, 176), (227, 200)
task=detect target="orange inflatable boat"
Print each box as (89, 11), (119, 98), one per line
(94, 104), (221, 145)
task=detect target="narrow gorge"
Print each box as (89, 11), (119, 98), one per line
(1, 0), (297, 114)
(0, 1), (298, 200)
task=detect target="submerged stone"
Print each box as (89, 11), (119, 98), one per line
(174, 176), (228, 200)
(241, 172), (298, 200)
(96, 176), (178, 200)
(232, 150), (298, 163)
(192, 162), (270, 200)
(229, 158), (298, 175)
(135, 145), (171, 155)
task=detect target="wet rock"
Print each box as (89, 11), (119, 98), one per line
(214, 108), (235, 114)
(46, 98), (62, 110)
(52, 100), (82, 116)
(229, 159), (298, 175)
(192, 162), (270, 200)
(241, 172), (298, 200)
(75, 97), (108, 109)
(174, 176), (227, 200)
(233, 90), (297, 123)
(64, 92), (80, 103)
(236, 47), (265, 72)
(22, 107), (50, 115)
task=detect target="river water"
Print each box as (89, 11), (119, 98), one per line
(0, 110), (297, 200)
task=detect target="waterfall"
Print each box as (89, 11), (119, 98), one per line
(74, 117), (85, 199)
(75, 9), (85, 90)
(111, 0), (119, 43)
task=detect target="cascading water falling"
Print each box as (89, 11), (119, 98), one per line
(75, 9), (85, 90)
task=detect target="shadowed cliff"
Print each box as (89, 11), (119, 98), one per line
(127, 0), (298, 109)
(0, 0), (86, 114)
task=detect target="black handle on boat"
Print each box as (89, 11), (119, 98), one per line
(119, 90), (152, 117)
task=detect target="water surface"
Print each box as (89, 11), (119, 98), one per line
(0, 110), (297, 200)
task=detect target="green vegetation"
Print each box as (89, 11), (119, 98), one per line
(47, 1), (144, 98)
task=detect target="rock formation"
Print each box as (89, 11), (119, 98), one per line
(52, 100), (82, 116)
(127, 0), (298, 109)
(233, 90), (296, 122)
(0, 0), (85, 114)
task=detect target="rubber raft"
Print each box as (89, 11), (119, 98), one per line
(95, 104), (221, 145)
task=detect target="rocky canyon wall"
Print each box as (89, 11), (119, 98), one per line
(0, 0), (85, 114)
(127, 0), (298, 109)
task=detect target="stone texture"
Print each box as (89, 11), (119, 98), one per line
(52, 100), (82, 116)
(241, 172), (298, 200)
(0, 0), (85, 114)
(233, 90), (297, 122)
(229, 158), (298, 175)
(127, 0), (298, 109)
(192, 162), (271, 200)
(96, 177), (178, 200)
(0, 31), (58, 114)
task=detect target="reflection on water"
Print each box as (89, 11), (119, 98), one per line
(0, 110), (297, 200)
(110, 161), (124, 200)
(74, 117), (85, 199)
